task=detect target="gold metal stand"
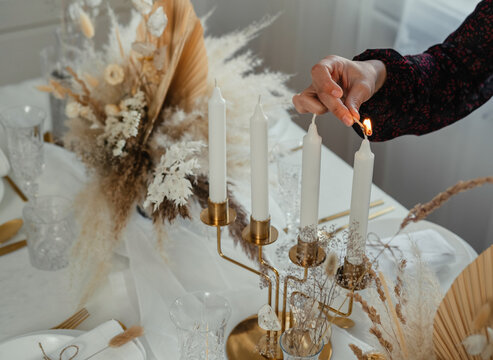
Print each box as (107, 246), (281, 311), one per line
(201, 199), (369, 360)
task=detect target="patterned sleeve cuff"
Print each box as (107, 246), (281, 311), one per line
(352, 49), (415, 141)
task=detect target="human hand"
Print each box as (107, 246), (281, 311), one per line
(292, 55), (386, 126)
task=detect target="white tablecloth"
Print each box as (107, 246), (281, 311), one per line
(0, 79), (477, 359)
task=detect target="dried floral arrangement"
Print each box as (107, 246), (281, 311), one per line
(349, 176), (493, 360)
(38, 0), (292, 298)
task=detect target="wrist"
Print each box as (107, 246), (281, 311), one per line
(367, 59), (387, 93)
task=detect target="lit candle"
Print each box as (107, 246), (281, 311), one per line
(208, 82), (227, 203)
(300, 114), (322, 229)
(347, 121), (374, 265)
(250, 98), (269, 221)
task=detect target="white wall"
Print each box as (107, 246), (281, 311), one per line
(1, 0), (491, 252)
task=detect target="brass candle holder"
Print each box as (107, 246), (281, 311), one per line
(201, 199), (370, 360)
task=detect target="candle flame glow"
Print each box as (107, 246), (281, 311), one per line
(363, 118), (372, 136)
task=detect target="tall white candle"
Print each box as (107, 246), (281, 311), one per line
(250, 100), (269, 221)
(300, 115), (322, 228)
(347, 138), (374, 265)
(208, 84), (227, 203)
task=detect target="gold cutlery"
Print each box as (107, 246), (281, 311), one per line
(0, 218), (23, 244)
(4, 176), (28, 202)
(51, 308), (90, 330)
(43, 131), (54, 144)
(324, 206), (395, 237)
(0, 239), (27, 256)
(317, 199), (384, 225)
(283, 199), (385, 233)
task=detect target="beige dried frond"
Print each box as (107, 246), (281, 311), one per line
(325, 251), (338, 277)
(434, 245), (493, 359)
(36, 84), (53, 93)
(135, 0), (208, 141)
(472, 302), (491, 332)
(109, 325), (144, 348)
(379, 272), (409, 359)
(349, 343), (365, 360)
(401, 176), (493, 229)
(79, 10), (95, 39)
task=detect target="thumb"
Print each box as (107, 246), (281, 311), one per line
(345, 83), (370, 120)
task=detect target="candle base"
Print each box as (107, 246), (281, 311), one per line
(288, 235), (326, 268)
(242, 216), (278, 246)
(336, 257), (370, 291)
(200, 198), (237, 226)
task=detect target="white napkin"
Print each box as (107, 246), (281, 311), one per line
(49, 320), (145, 360)
(368, 229), (456, 275)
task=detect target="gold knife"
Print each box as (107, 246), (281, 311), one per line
(0, 239), (27, 256)
(4, 176), (28, 202)
(324, 206), (395, 237)
(283, 199), (385, 233)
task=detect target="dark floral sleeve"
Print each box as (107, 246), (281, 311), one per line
(352, 0), (493, 142)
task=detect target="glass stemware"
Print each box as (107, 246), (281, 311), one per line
(170, 291), (231, 360)
(0, 105), (45, 198)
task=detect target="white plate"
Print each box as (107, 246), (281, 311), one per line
(367, 217), (477, 292)
(0, 329), (83, 359)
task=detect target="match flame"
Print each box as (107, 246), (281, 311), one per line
(363, 118), (372, 136)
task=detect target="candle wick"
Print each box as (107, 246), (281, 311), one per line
(215, 78), (217, 87)
(311, 113), (317, 125)
(258, 94), (261, 104)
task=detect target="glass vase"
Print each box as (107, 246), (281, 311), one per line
(280, 328), (324, 360)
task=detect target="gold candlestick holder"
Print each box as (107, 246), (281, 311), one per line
(201, 199), (370, 360)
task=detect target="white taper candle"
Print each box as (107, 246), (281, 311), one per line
(300, 115), (322, 228)
(250, 99), (269, 221)
(208, 83), (227, 203)
(347, 138), (374, 265)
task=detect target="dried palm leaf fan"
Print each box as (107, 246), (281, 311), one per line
(433, 245), (493, 359)
(136, 0), (208, 142)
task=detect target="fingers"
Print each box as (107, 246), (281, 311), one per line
(311, 57), (343, 98)
(292, 85), (328, 115)
(317, 91), (354, 126)
(344, 82), (372, 121)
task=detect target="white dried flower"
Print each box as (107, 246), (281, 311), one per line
(68, 2), (82, 21)
(482, 343), (493, 360)
(147, 7), (167, 37)
(113, 139), (126, 157)
(105, 104), (120, 117)
(120, 90), (146, 111)
(85, 0), (102, 7)
(79, 9), (95, 39)
(65, 102), (82, 118)
(132, 0), (153, 15)
(131, 41), (157, 57)
(144, 141), (204, 209)
(463, 334), (487, 355)
(104, 64), (125, 86)
(79, 106), (97, 122)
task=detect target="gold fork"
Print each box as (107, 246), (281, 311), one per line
(51, 308), (90, 330)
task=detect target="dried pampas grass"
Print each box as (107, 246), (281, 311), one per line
(109, 326), (144, 348)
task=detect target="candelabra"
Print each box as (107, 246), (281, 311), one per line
(201, 197), (370, 360)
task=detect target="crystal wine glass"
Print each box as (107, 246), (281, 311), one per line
(0, 105), (45, 198)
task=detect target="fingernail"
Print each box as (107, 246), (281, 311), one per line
(343, 115), (353, 126)
(331, 90), (340, 97)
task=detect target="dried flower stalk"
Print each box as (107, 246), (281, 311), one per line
(401, 176), (493, 229)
